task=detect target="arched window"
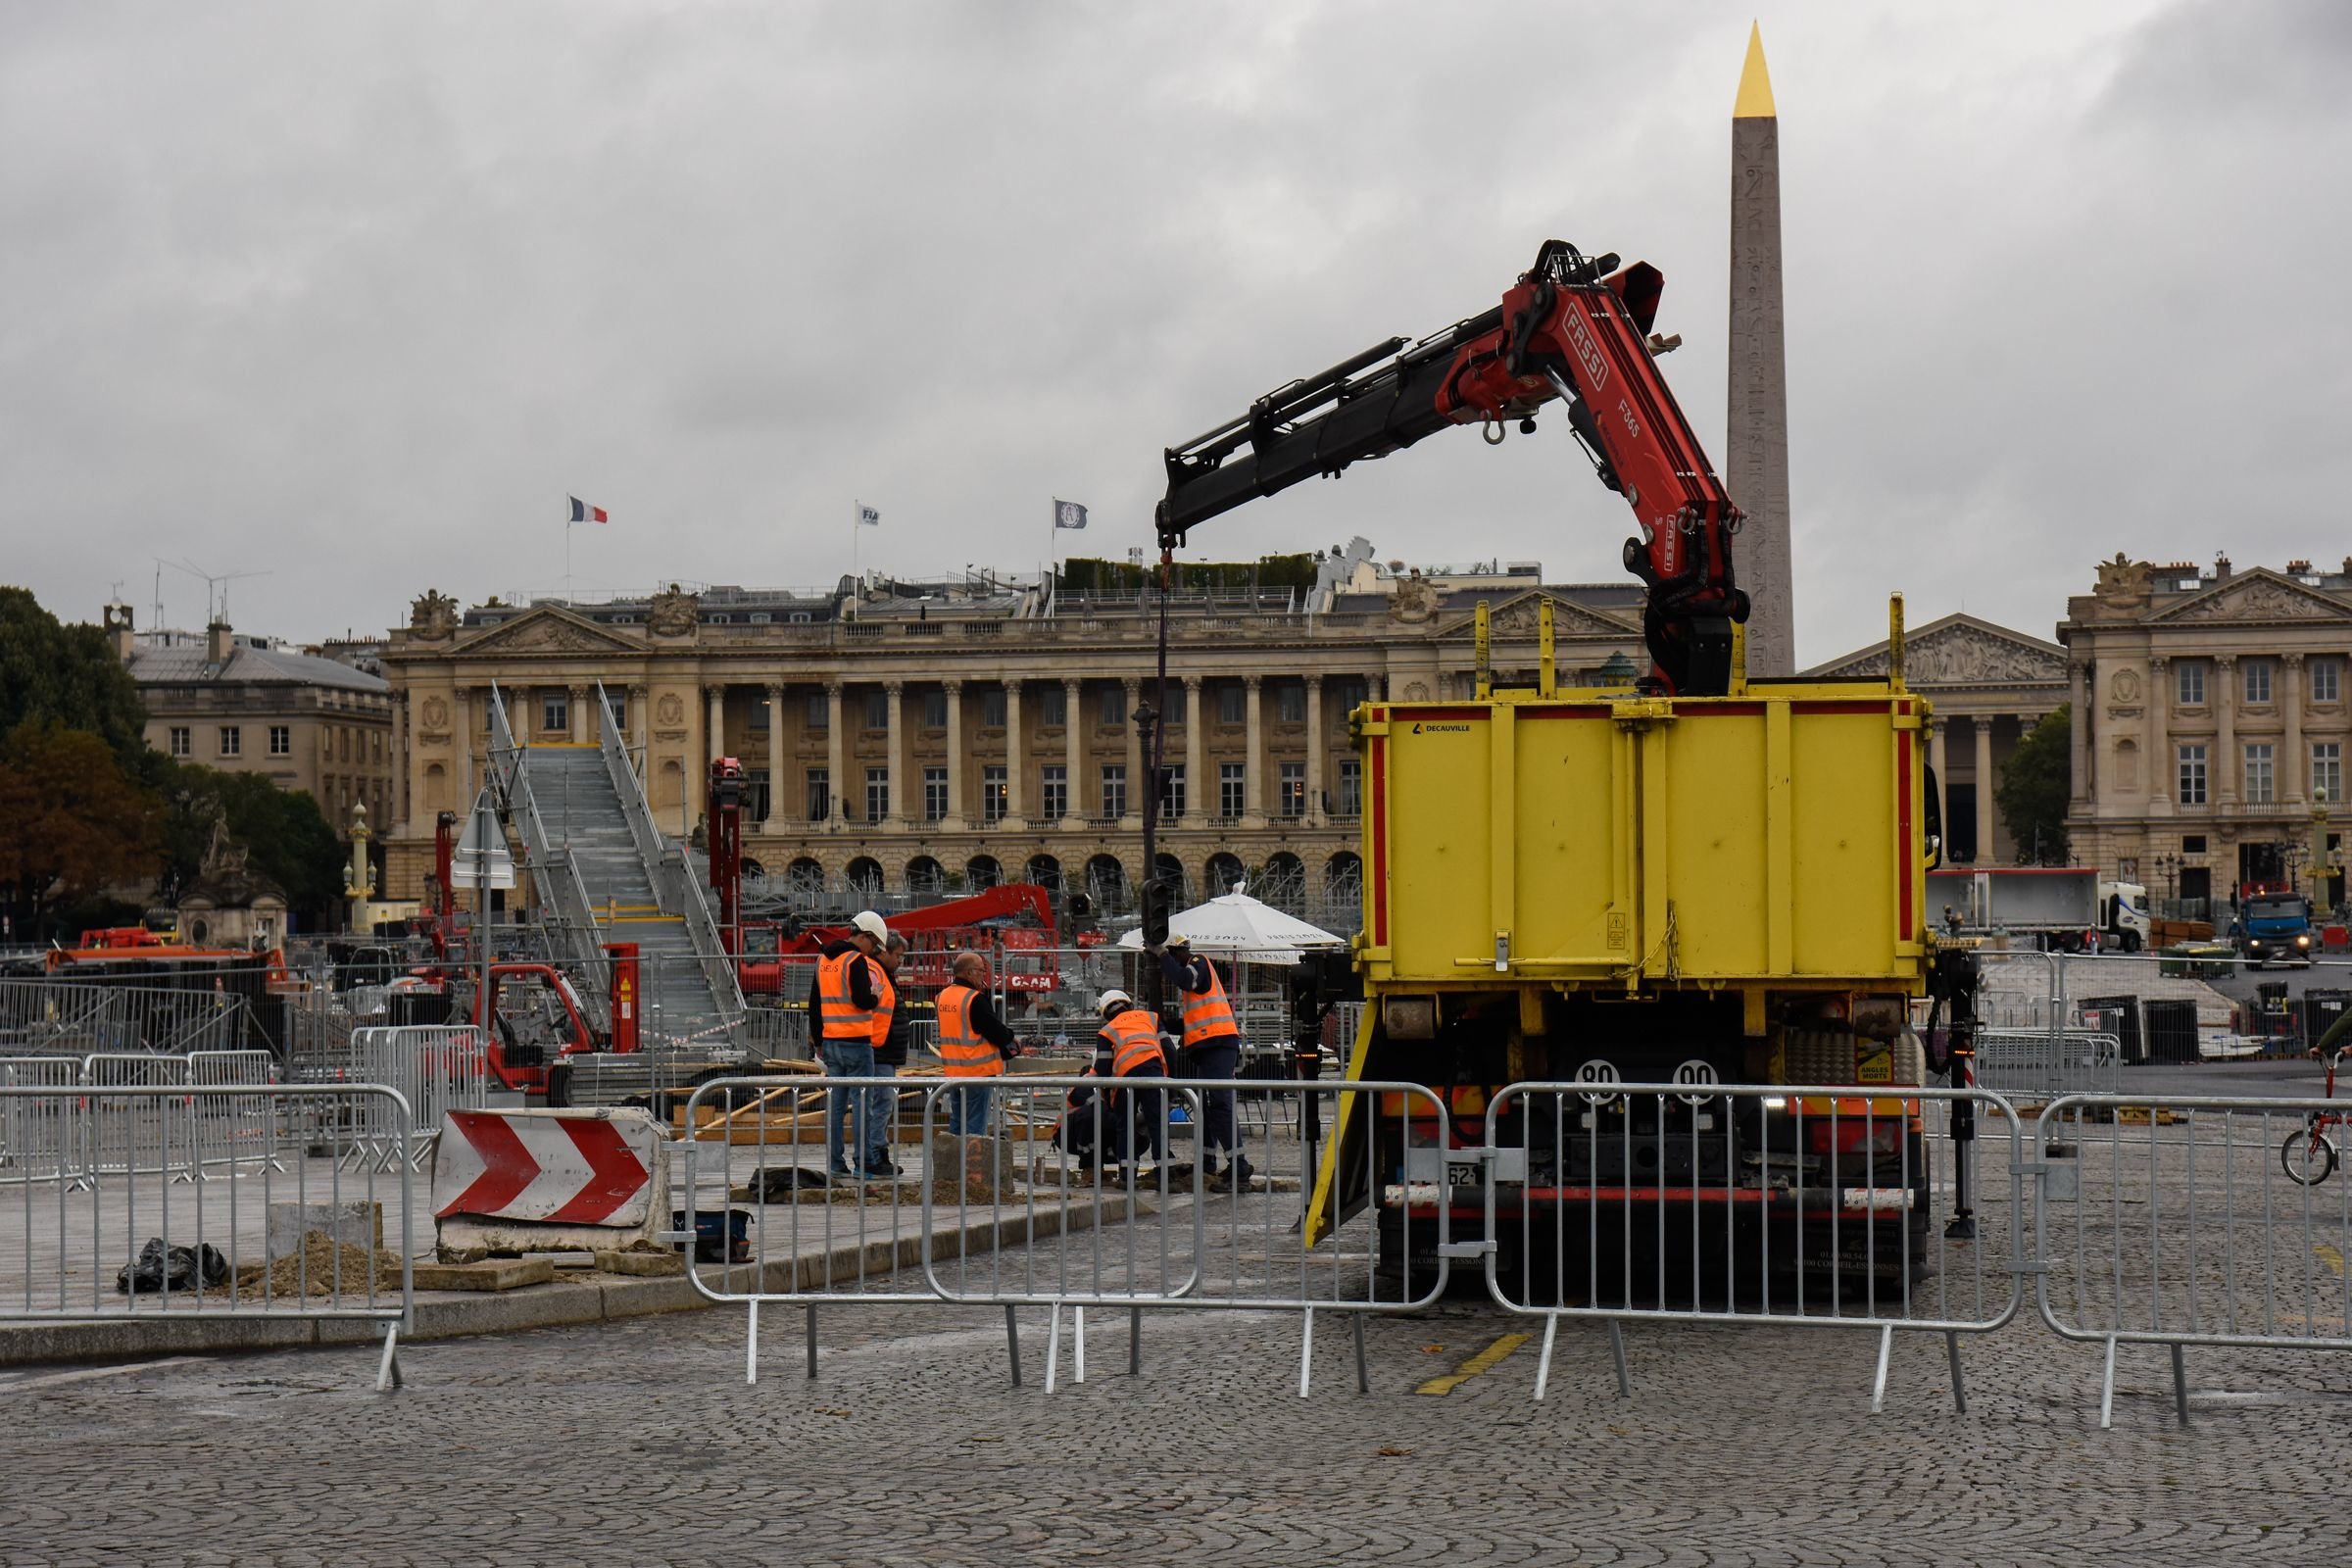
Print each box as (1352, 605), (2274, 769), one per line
(1205, 853), (1245, 895)
(1322, 852), (1363, 931)
(906, 856), (946, 895)
(845, 858), (885, 900)
(1259, 852), (1306, 914)
(1152, 852), (1191, 906)
(965, 855), (1002, 891)
(786, 858), (826, 899)
(1086, 854), (1132, 913)
(1024, 855), (1062, 892)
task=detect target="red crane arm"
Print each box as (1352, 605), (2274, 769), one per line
(1156, 240), (1751, 695)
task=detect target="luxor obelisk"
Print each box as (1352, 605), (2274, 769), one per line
(1726, 23), (1796, 676)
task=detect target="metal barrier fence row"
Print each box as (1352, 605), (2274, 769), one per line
(0, 1083), (416, 1390)
(0, 1052), (283, 1188)
(336, 1027), (493, 1171)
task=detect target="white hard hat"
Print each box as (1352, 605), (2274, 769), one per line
(1098, 989), (1132, 1013)
(851, 910), (889, 942)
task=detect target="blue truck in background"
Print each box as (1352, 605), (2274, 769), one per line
(2235, 887), (2316, 968)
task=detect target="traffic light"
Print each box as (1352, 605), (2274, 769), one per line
(1141, 877), (1173, 948)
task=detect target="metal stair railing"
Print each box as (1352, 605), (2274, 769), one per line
(596, 684), (745, 1031)
(486, 684), (613, 1030)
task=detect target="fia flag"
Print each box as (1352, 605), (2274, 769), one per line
(567, 496), (608, 524)
(855, 501), (881, 527)
(1053, 499), (1089, 531)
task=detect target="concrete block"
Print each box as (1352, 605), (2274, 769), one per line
(594, 1250), (683, 1277)
(268, 1201), (382, 1262)
(0, 1314), (317, 1369)
(412, 1257), (556, 1293)
(409, 1282), (605, 1340)
(601, 1274), (708, 1319)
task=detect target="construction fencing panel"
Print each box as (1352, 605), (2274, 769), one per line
(2034, 1091), (2352, 1427)
(676, 1073), (1449, 1392)
(0, 1083), (416, 1389)
(346, 1027), (493, 1171)
(186, 1051), (282, 1177)
(1971, 1030), (2124, 1103)
(0, 1057), (84, 1186)
(1480, 1082), (2025, 1410)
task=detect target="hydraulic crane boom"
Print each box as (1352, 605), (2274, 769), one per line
(1157, 240), (1751, 695)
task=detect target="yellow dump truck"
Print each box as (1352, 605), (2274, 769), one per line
(1312, 605), (1958, 1292)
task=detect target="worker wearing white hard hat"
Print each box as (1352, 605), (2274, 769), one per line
(1094, 989), (1170, 1175)
(812, 911), (896, 1180)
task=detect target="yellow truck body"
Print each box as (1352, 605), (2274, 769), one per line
(1355, 683), (1929, 1007)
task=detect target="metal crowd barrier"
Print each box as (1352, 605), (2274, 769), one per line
(677, 1074), (1448, 1393)
(186, 1050), (282, 1177)
(0, 1057), (83, 1185)
(1972, 1030), (2124, 1103)
(1478, 1082), (2025, 1411)
(80, 1054), (197, 1188)
(344, 1027), (492, 1171)
(2034, 1091), (2352, 1427)
(0, 1083), (415, 1389)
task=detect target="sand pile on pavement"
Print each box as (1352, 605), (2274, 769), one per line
(228, 1230), (407, 1298)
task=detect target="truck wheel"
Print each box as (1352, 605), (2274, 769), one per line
(2123, 931), (2142, 954)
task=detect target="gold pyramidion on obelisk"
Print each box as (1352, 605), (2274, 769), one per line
(1727, 21), (1795, 676)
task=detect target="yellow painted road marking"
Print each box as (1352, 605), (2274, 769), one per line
(1415, 1333), (1530, 1396)
(2317, 1243), (2345, 1279)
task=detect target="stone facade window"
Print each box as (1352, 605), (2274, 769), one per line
(1338, 759), (1362, 816)
(2177, 662), (2205, 707)
(1099, 687), (1125, 727)
(2244, 743), (2274, 804)
(2316, 743), (2342, 805)
(1158, 763), (1185, 819)
(1100, 764), (1126, 819)
(1217, 685), (1246, 724)
(1040, 685), (1066, 727)
(170, 726), (190, 757)
(923, 766), (948, 821)
(923, 689), (948, 728)
(2243, 660), (2272, 705)
(270, 725), (291, 756)
(1276, 683), (1306, 723)
(2177, 744), (2207, 806)
(1279, 760), (1306, 816)
(1041, 763), (1067, 819)
(2314, 659), (2342, 704)
(219, 726), (241, 758)
(806, 767), (829, 822)
(1219, 761), (1246, 817)
(864, 766), (889, 821)
(981, 764), (1007, 821)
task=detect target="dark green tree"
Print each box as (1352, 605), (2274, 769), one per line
(0, 587), (148, 762)
(152, 762), (346, 926)
(1996, 705), (2073, 865)
(0, 720), (164, 939)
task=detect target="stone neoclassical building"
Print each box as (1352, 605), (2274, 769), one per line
(2060, 554), (2352, 912)
(374, 549), (1653, 923)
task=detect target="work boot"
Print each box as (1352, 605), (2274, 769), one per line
(862, 1156), (903, 1179)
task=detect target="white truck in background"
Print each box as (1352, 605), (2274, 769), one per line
(1929, 867), (2128, 952)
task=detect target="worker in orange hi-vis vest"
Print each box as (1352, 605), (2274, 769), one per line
(1092, 989), (1171, 1176)
(864, 932), (910, 1173)
(934, 950), (1023, 1137)
(1160, 935), (1252, 1193)
(810, 910), (891, 1180)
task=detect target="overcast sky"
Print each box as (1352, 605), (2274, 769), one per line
(5, 1), (2348, 664)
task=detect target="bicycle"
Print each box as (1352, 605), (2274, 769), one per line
(2281, 1047), (2349, 1186)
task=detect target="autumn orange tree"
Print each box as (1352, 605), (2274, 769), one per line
(0, 720), (163, 938)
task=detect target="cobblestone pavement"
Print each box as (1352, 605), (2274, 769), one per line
(6, 1260), (2352, 1567)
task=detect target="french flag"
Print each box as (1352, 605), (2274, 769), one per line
(567, 496), (609, 524)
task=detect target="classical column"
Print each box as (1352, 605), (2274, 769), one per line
(455, 687), (474, 805)
(763, 684), (785, 832)
(569, 684), (588, 745)
(706, 684), (725, 770)
(1973, 716), (1994, 864)
(2147, 658), (2170, 806)
(1183, 675), (1204, 822)
(1004, 679), (1026, 827)
(2067, 662), (2088, 805)
(1929, 715), (1949, 848)
(943, 679), (967, 828)
(2215, 655), (2237, 804)
(1304, 674), (1326, 825)
(884, 680), (906, 826)
(391, 695), (410, 838)
(1062, 678), (1085, 829)
(1243, 673), (1266, 822)
(2284, 653), (2306, 802)
(823, 681), (845, 826)
(1120, 677), (1143, 829)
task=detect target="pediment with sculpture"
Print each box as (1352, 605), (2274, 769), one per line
(2149, 568), (2352, 626)
(455, 607), (643, 658)
(1808, 612), (2066, 687)
(1435, 589), (1639, 643)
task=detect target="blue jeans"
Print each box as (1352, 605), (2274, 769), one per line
(1183, 1039), (1242, 1164)
(943, 1081), (995, 1137)
(866, 1064), (899, 1166)
(821, 1041), (879, 1172)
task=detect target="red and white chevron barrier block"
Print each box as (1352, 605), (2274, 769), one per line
(433, 1108), (662, 1227)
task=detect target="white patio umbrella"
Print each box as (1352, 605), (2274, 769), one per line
(1116, 890), (1345, 965)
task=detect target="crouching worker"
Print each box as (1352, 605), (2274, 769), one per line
(1093, 989), (1169, 1175)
